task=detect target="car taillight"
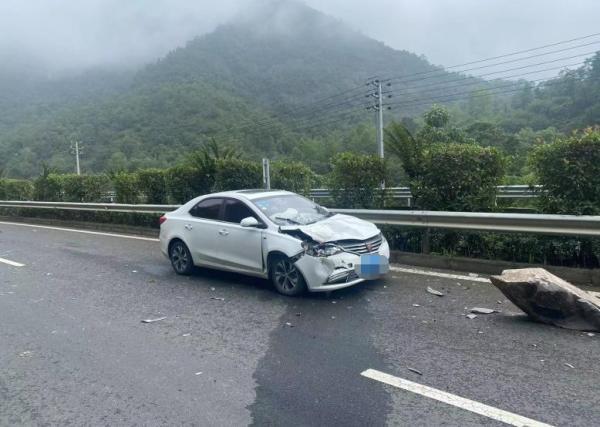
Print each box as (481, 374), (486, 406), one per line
(159, 215), (167, 225)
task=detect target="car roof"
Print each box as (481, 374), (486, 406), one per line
(204, 189), (296, 201)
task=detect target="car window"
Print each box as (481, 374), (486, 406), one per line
(222, 198), (259, 224)
(252, 194), (331, 225)
(189, 198), (223, 220)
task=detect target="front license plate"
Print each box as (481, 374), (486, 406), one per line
(355, 254), (389, 279)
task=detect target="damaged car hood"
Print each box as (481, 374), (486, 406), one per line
(280, 214), (380, 243)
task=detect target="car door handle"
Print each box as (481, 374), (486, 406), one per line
(184, 224), (193, 230)
(218, 229), (229, 236)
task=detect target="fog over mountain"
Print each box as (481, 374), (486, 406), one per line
(1, 0), (598, 75)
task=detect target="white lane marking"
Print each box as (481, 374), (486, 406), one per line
(361, 369), (554, 427)
(0, 221), (159, 242)
(390, 266), (491, 283)
(0, 257), (25, 267)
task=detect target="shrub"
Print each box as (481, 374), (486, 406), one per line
(270, 161), (315, 195)
(0, 179), (34, 200)
(111, 172), (140, 204)
(137, 168), (168, 204)
(34, 172), (63, 201)
(213, 159), (262, 191)
(328, 152), (386, 208)
(530, 128), (600, 214)
(165, 164), (214, 203)
(58, 174), (111, 202)
(413, 143), (505, 211)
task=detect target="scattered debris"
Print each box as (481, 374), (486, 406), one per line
(141, 316), (166, 323)
(210, 297), (225, 301)
(466, 314), (478, 320)
(19, 350), (33, 358)
(564, 363), (575, 369)
(412, 303), (421, 307)
(490, 268), (600, 331)
(426, 287), (444, 297)
(470, 307), (497, 315)
(407, 367), (423, 376)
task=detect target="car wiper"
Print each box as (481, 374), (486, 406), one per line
(274, 216), (302, 225)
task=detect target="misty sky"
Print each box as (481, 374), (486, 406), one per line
(1, 0), (599, 75)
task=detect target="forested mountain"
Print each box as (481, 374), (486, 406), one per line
(0, 0), (598, 178)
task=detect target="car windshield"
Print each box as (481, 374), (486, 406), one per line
(252, 194), (331, 226)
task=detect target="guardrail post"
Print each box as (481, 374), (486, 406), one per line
(421, 227), (431, 255)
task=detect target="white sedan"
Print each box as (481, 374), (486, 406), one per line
(159, 190), (390, 295)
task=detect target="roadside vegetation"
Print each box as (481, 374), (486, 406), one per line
(1, 108), (599, 269)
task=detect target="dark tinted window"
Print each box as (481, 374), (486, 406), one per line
(222, 199), (258, 224)
(189, 198), (222, 220)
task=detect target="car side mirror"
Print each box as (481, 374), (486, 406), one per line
(240, 216), (261, 228)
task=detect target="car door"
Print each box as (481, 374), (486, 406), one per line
(218, 198), (265, 274)
(185, 197), (225, 267)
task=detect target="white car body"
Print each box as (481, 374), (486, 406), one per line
(159, 190), (390, 292)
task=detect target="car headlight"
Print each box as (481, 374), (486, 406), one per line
(302, 242), (343, 257)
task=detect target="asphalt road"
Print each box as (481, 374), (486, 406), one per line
(1, 221), (599, 426)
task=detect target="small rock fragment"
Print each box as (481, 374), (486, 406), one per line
(331, 316), (336, 320)
(412, 303), (421, 307)
(426, 287), (444, 297)
(470, 307), (497, 314)
(466, 314), (477, 319)
(182, 333), (191, 337)
(564, 363), (575, 369)
(195, 371), (203, 376)
(210, 287), (215, 291)
(141, 316), (166, 323)
(210, 297), (225, 301)
(285, 322), (294, 327)
(587, 332), (595, 337)
(468, 273), (478, 278)
(407, 367), (423, 376)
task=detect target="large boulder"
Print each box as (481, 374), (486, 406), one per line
(490, 268), (600, 331)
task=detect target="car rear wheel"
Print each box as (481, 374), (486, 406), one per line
(270, 256), (307, 296)
(169, 240), (194, 275)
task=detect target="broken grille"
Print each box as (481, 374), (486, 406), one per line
(337, 234), (383, 255)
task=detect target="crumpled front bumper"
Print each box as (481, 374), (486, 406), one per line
(294, 239), (390, 292)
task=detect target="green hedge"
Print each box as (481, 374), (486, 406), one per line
(111, 172), (140, 204)
(213, 158), (262, 191)
(0, 179), (34, 200)
(328, 152), (386, 208)
(530, 128), (600, 214)
(165, 164), (213, 203)
(271, 161), (315, 195)
(412, 143), (505, 211)
(57, 174), (111, 202)
(137, 168), (168, 204)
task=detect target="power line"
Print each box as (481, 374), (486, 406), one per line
(380, 32), (600, 84)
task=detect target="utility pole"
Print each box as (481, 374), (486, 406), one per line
(367, 78), (391, 189)
(377, 80), (384, 160)
(71, 141), (82, 175)
(262, 158), (270, 190)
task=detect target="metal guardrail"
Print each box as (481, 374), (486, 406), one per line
(309, 185), (542, 201)
(1, 200), (598, 237)
(0, 201), (180, 214)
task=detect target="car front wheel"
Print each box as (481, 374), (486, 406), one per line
(169, 240), (194, 275)
(270, 256), (307, 296)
